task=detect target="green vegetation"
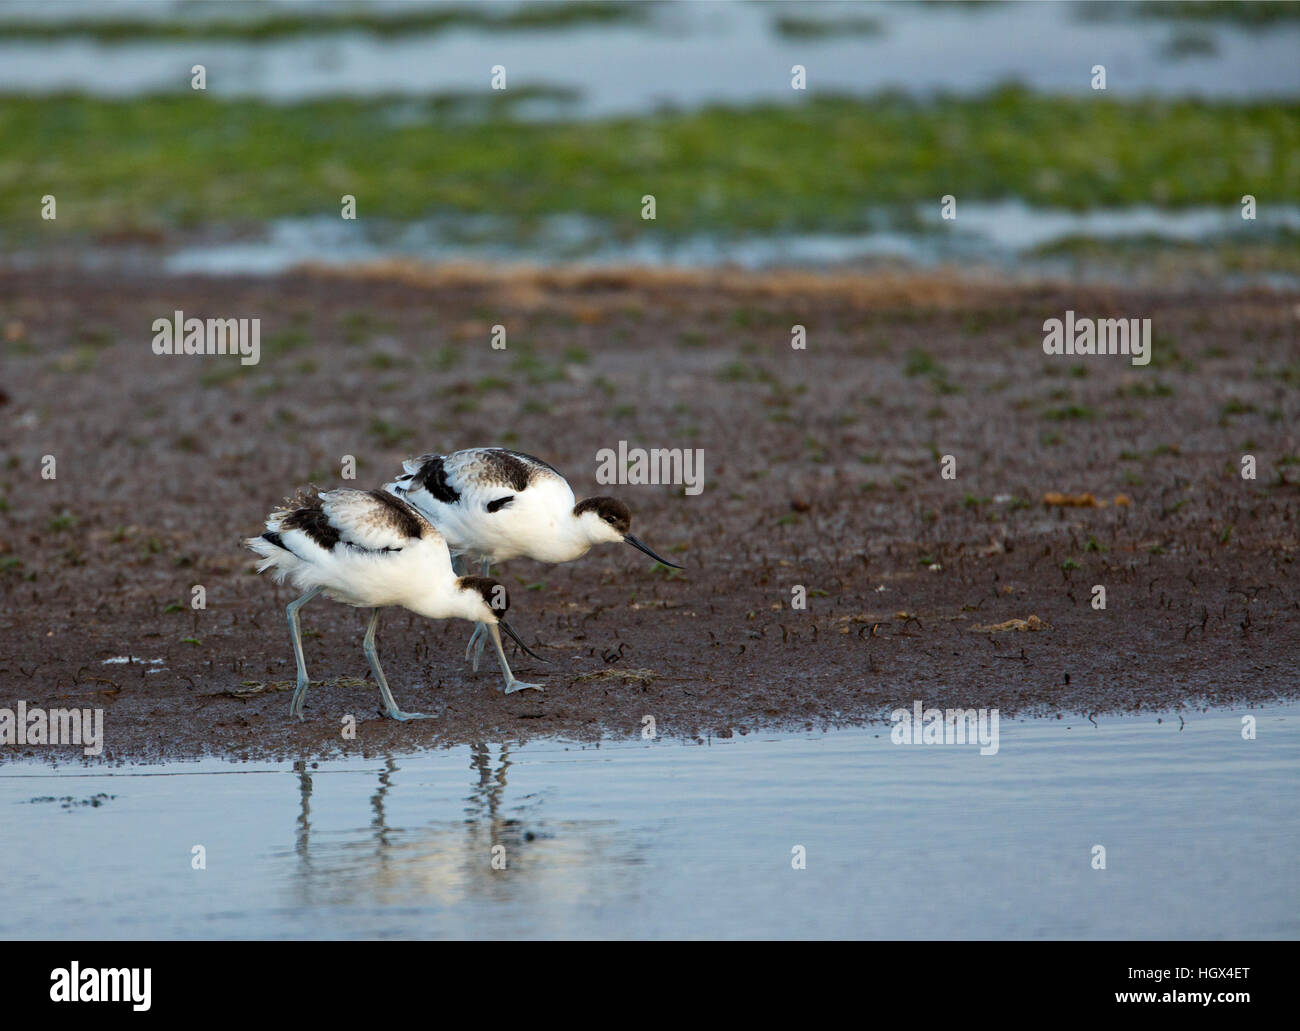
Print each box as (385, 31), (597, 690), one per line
(368, 417), (411, 447)
(1160, 28), (1218, 59)
(1119, 379), (1175, 399)
(1043, 404), (1097, 421)
(773, 14), (883, 38)
(1087, 2), (1300, 26)
(1033, 231), (1300, 276)
(0, 2), (651, 42)
(0, 88), (1294, 238)
(904, 349), (945, 377)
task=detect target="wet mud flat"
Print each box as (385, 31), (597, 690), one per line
(0, 264), (1296, 762)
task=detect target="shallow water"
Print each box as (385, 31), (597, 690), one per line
(1, 706), (1295, 939)
(147, 202), (1300, 277)
(8, 201), (1293, 286)
(1, 1), (1296, 107)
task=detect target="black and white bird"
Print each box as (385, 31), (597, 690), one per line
(245, 487), (543, 721)
(384, 447), (682, 677)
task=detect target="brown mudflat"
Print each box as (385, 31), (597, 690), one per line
(0, 264), (1296, 762)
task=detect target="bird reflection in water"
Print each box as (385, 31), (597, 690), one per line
(288, 744), (550, 909)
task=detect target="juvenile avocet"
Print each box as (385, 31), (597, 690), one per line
(245, 487), (543, 721)
(384, 447), (681, 672)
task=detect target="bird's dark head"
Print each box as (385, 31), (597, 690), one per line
(457, 575), (509, 619)
(573, 496), (632, 537)
(573, 496), (682, 568)
(456, 575), (543, 661)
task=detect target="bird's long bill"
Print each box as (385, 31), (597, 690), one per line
(624, 534), (683, 568)
(499, 619), (546, 662)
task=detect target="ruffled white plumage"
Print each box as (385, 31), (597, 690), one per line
(245, 489), (460, 617)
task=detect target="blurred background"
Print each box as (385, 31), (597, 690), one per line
(1, 0), (1297, 284)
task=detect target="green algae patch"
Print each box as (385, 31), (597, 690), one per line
(0, 88), (1295, 238)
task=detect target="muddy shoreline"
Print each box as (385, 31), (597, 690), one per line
(0, 264), (1296, 762)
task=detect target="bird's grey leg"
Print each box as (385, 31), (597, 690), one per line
(286, 586), (322, 720)
(451, 553), (488, 669)
(468, 556), (492, 671)
(362, 608), (436, 721)
(486, 622), (544, 694)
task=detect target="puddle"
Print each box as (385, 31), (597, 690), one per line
(1, 706), (1295, 939)
(100, 657), (167, 676)
(25, 201), (1277, 280)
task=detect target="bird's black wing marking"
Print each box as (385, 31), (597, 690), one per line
(281, 501), (341, 550)
(479, 450), (534, 492)
(412, 455), (460, 504)
(486, 495), (514, 514)
(499, 449), (563, 480)
(365, 489), (427, 540)
(262, 530), (287, 550)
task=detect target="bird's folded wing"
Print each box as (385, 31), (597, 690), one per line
(319, 489), (434, 553)
(399, 452), (441, 479)
(449, 447), (563, 492)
